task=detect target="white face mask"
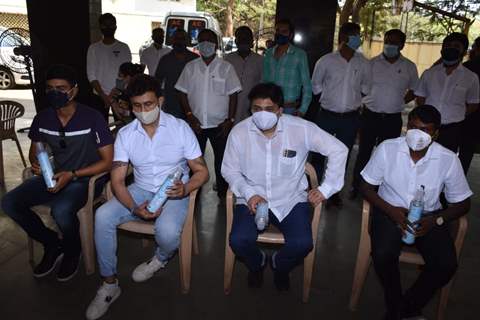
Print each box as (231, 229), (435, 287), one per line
(133, 106), (160, 125)
(406, 129), (432, 151)
(198, 41), (216, 58)
(252, 111), (278, 131)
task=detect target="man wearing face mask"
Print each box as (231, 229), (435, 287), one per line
(225, 26), (263, 123)
(350, 29), (418, 199)
(222, 83), (348, 291)
(87, 13), (132, 120)
(176, 28), (241, 198)
(155, 29), (198, 119)
(140, 28), (171, 76)
(262, 18), (312, 117)
(311, 22), (372, 208)
(415, 32), (479, 153)
(2, 64), (114, 282)
(360, 105), (472, 320)
(86, 75), (209, 320)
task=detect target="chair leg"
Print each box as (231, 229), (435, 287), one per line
(0, 140), (4, 188)
(437, 278), (454, 320)
(349, 245), (372, 311)
(192, 218), (199, 255)
(27, 236), (35, 266)
(302, 249), (316, 303)
(13, 136), (27, 168)
(224, 242), (235, 295)
(179, 226), (193, 294)
(78, 209), (95, 275)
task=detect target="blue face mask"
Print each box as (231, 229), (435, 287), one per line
(383, 44), (400, 58)
(275, 34), (290, 45)
(197, 41), (216, 58)
(346, 35), (361, 51)
(46, 89), (72, 109)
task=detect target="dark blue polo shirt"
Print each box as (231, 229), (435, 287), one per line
(29, 103), (114, 172)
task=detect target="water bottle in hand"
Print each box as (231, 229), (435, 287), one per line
(255, 202), (269, 231)
(147, 167), (183, 213)
(35, 142), (56, 188)
(403, 185), (425, 245)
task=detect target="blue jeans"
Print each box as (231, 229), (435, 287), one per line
(1, 175), (105, 257)
(229, 202), (313, 274)
(95, 183), (189, 277)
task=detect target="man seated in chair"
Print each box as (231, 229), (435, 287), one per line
(221, 83), (348, 290)
(1, 64), (114, 281)
(86, 75), (209, 320)
(360, 105), (472, 320)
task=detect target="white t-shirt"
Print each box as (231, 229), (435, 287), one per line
(361, 137), (472, 212)
(140, 44), (171, 76)
(113, 111), (202, 193)
(175, 57), (242, 128)
(87, 40), (132, 95)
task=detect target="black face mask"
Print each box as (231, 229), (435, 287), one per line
(153, 37), (164, 45)
(172, 43), (187, 53)
(101, 27), (116, 38)
(46, 89), (71, 109)
(441, 47), (462, 64)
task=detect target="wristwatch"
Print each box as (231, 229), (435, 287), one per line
(435, 215), (445, 226)
(228, 118), (235, 123)
(71, 170), (78, 181)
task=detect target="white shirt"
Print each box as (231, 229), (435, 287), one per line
(175, 57), (242, 128)
(114, 111), (202, 193)
(224, 51), (263, 122)
(140, 44), (171, 76)
(361, 137), (472, 212)
(311, 51), (371, 113)
(87, 40), (132, 94)
(221, 115), (348, 222)
(415, 64), (480, 124)
(363, 54), (418, 113)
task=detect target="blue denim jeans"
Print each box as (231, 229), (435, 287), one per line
(229, 202), (313, 274)
(95, 183), (189, 277)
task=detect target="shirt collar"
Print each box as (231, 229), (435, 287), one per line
(378, 53), (405, 64)
(134, 110), (167, 134)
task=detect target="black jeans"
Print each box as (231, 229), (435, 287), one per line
(459, 110), (480, 173)
(196, 126), (228, 196)
(1, 176), (106, 257)
(437, 121), (463, 153)
(370, 206), (457, 319)
(352, 109), (402, 190)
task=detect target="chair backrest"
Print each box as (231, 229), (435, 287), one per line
(0, 100), (25, 132)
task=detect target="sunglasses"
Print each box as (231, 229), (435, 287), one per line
(59, 128), (67, 149)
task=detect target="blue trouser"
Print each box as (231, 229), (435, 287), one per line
(1, 175), (105, 257)
(229, 202), (313, 274)
(94, 183), (189, 277)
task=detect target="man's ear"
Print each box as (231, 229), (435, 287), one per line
(70, 84), (79, 100)
(158, 96), (165, 108)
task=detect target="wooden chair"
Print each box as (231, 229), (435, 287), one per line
(349, 200), (468, 320)
(224, 162), (322, 303)
(22, 168), (109, 275)
(104, 181), (199, 294)
(0, 100), (27, 186)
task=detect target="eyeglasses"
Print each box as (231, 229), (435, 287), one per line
(59, 128), (66, 149)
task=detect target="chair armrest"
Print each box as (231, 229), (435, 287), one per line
(0, 116), (21, 123)
(454, 215), (468, 259)
(86, 171), (110, 206)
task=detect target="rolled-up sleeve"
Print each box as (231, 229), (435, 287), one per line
(311, 58), (325, 95)
(175, 64), (191, 94)
(444, 156), (473, 203)
(360, 142), (386, 186)
(86, 44), (96, 83)
(306, 122), (348, 199)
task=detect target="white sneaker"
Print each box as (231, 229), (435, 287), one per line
(131, 255), (167, 282)
(85, 281), (121, 320)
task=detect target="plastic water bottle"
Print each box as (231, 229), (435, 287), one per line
(255, 202), (269, 231)
(35, 142), (56, 188)
(403, 185), (425, 245)
(147, 167), (183, 213)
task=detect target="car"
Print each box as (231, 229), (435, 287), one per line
(0, 26), (31, 90)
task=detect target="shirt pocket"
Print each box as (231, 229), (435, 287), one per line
(278, 155), (297, 177)
(450, 85), (467, 104)
(212, 78), (226, 95)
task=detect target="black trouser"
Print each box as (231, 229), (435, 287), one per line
(459, 110), (480, 173)
(370, 206), (457, 319)
(311, 108), (360, 183)
(196, 126), (228, 197)
(352, 109), (402, 190)
(437, 121), (463, 153)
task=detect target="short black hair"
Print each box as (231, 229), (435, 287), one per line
(248, 83), (284, 108)
(443, 32), (469, 53)
(385, 29), (406, 45)
(408, 105), (441, 129)
(276, 18), (295, 34)
(119, 62), (145, 77)
(339, 22), (361, 36)
(198, 29), (217, 41)
(473, 36), (480, 49)
(125, 74), (163, 98)
(235, 26), (253, 39)
(45, 64), (77, 86)
(99, 13), (116, 25)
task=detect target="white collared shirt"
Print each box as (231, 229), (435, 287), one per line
(114, 111), (202, 193)
(140, 44), (172, 76)
(415, 64), (480, 124)
(224, 51), (263, 122)
(175, 57), (242, 128)
(221, 115), (348, 222)
(363, 54), (418, 113)
(311, 51), (371, 113)
(361, 137), (472, 212)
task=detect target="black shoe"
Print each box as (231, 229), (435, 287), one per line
(270, 253), (290, 291)
(326, 193), (343, 209)
(247, 251), (267, 288)
(56, 254), (80, 282)
(33, 245), (64, 278)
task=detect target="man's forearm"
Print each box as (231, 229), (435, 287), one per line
(360, 180), (393, 215)
(91, 80), (105, 96)
(112, 182), (136, 210)
(228, 93), (238, 119)
(178, 92), (193, 115)
(438, 199), (470, 222)
(185, 170), (209, 195)
(74, 159), (112, 177)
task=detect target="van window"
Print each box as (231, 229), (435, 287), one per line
(188, 19), (206, 46)
(165, 18), (185, 45)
